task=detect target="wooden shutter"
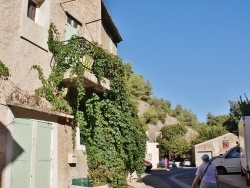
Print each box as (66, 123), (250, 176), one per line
(34, 121), (52, 188)
(11, 118), (33, 188)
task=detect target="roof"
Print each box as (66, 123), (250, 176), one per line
(101, 1), (122, 43)
(194, 132), (237, 147)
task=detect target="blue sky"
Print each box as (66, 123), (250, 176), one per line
(104, 1), (250, 123)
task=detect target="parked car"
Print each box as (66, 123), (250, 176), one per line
(183, 158), (191, 167)
(157, 158), (176, 168)
(144, 160), (152, 171)
(169, 161), (177, 168)
(212, 146), (241, 175)
(157, 158), (165, 168)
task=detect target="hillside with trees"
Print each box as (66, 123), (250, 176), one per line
(125, 62), (242, 158)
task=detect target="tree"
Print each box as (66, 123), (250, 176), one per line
(192, 124), (228, 145)
(142, 97), (172, 124)
(172, 104), (198, 126)
(123, 62), (134, 79)
(224, 94), (250, 134)
(158, 124), (190, 158)
(207, 113), (229, 127)
(143, 106), (159, 124)
(238, 94), (250, 116)
(127, 74), (152, 101)
(223, 100), (242, 134)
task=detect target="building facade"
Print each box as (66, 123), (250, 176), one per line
(0, 0), (121, 187)
(192, 133), (239, 167)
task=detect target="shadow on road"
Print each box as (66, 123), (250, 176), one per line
(142, 169), (178, 188)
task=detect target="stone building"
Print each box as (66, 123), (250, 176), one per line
(0, 0), (121, 187)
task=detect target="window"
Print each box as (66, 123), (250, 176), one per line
(147, 153), (152, 160)
(27, 0), (36, 20)
(67, 16), (79, 28)
(226, 147), (240, 158)
(21, 0), (50, 50)
(65, 14), (82, 41)
(26, 0), (46, 25)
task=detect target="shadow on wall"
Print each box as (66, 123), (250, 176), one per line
(0, 120), (24, 187)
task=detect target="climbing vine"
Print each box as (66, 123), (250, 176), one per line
(33, 23), (146, 187)
(0, 60), (9, 78)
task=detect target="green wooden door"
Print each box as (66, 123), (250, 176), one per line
(11, 118), (33, 188)
(11, 119), (53, 188)
(34, 121), (52, 188)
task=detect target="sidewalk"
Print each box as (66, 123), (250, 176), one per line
(219, 174), (249, 188)
(126, 179), (145, 188)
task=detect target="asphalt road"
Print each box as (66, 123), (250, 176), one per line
(141, 167), (236, 188)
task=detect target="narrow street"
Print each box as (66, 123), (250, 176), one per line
(141, 167), (235, 188)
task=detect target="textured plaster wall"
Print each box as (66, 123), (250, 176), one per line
(57, 123), (87, 188)
(50, 0), (117, 54)
(0, 1), (51, 92)
(50, 0), (101, 43)
(0, 0), (119, 187)
(146, 142), (159, 169)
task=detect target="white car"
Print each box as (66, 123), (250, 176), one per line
(212, 146), (241, 175)
(183, 159), (191, 167)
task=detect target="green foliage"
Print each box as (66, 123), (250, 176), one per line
(207, 113), (229, 127)
(191, 124), (228, 145)
(123, 62), (134, 79)
(143, 106), (159, 124)
(148, 97), (172, 113)
(127, 74), (152, 101)
(228, 100), (242, 122)
(158, 124), (190, 157)
(238, 94), (250, 116)
(0, 60), (9, 78)
(81, 94), (146, 186)
(33, 23), (146, 188)
(221, 99), (245, 134)
(222, 94), (250, 134)
(141, 97), (172, 124)
(161, 124), (187, 141)
(172, 104), (198, 126)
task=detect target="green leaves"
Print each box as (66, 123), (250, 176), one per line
(127, 74), (152, 101)
(0, 60), (9, 78)
(44, 24), (146, 187)
(82, 93), (146, 187)
(192, 124), (228, 145)
(238, 94), (250, 116)
(158, 124), (189, 157)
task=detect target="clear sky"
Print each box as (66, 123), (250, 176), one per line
(104, 1), (250, 123)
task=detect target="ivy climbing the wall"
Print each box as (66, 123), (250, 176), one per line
(34, 23), (146, 187)
(0, 60), (9, 78)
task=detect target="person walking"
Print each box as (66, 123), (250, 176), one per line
(164, 152), (170, 170)
(192, 154), (219, 188)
